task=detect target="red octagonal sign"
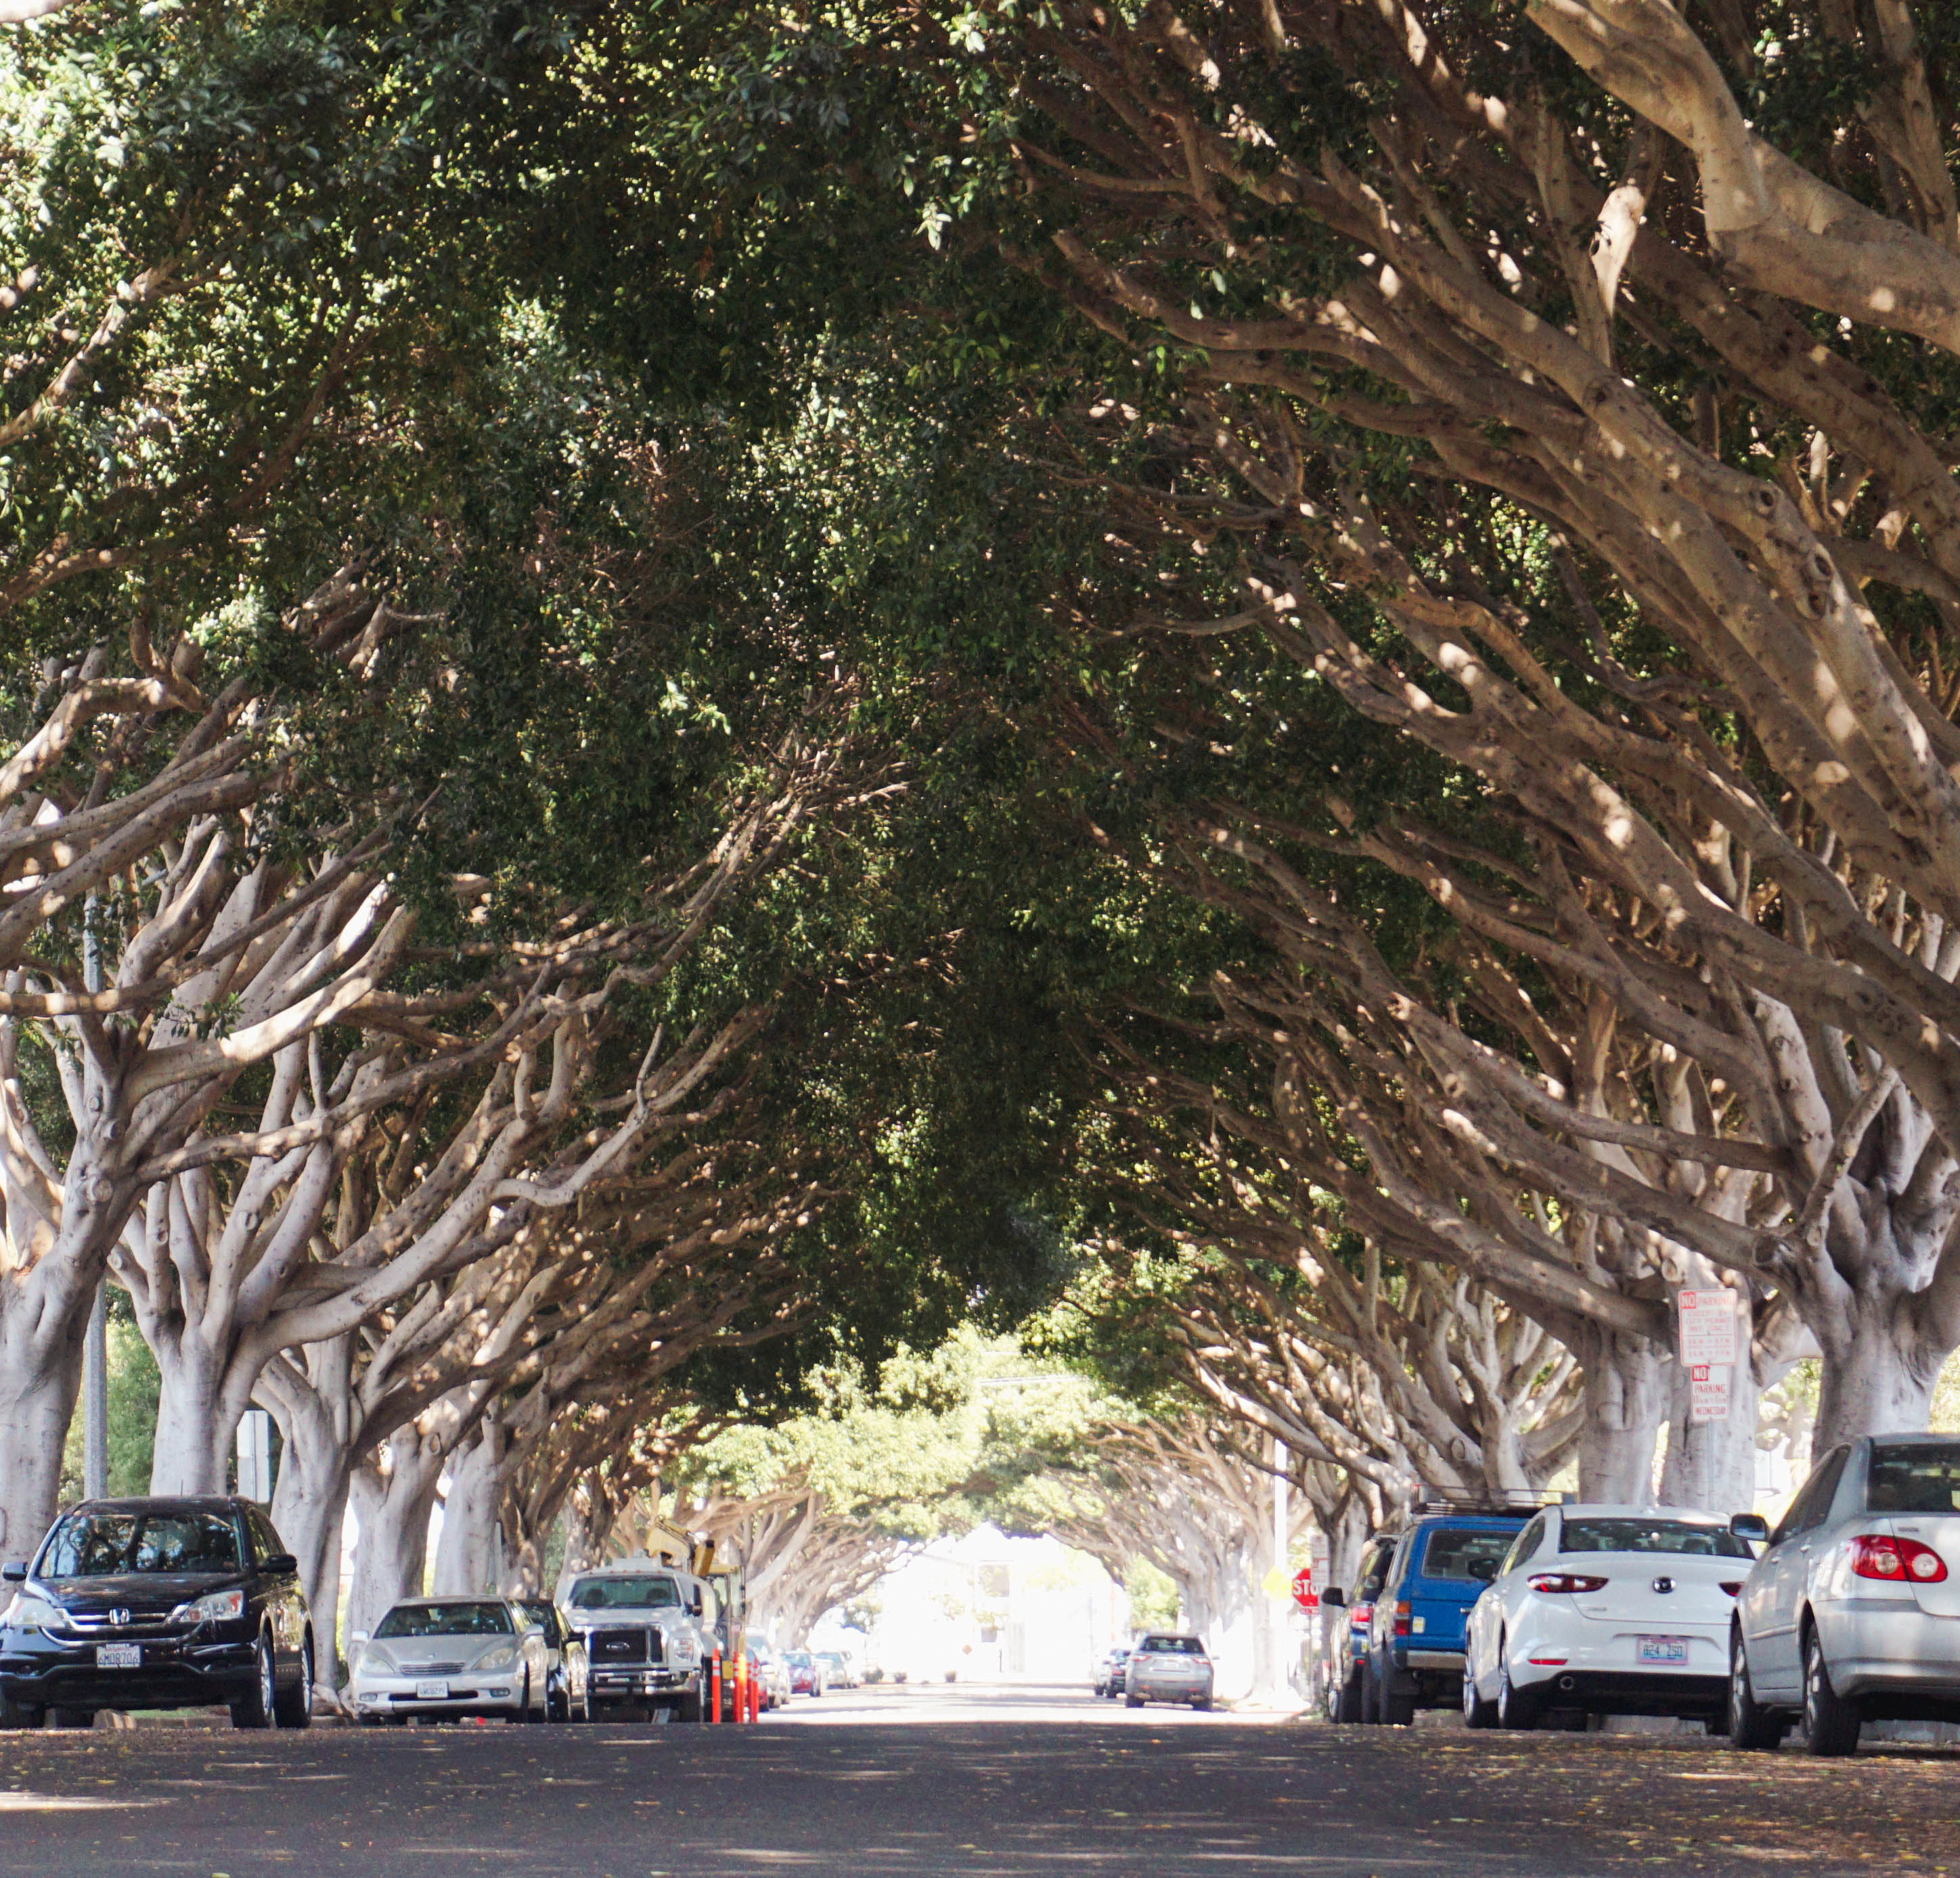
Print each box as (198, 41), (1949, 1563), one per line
(1291, 1567), (1317, 1611)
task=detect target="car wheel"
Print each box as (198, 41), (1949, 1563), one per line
(1463, 1665), (1498, 1730)
(1360, 1659), (1381, 1725)
(675, 1685), (704, 1724)
(1496, 1646), (1538, 1732)
(274, 1631), (314, 1730)
(1124, 1690), (1143, 1708)
(1382, 1678), (1415, 1728)
(0, 1696), (44, 1730)
(1727, 1630), (1783, 1751)
(51, 1707), (95, 1730)
(1801, 1626), (1861, 1758)
(1335, 1664), (1364, 1724)
(1190, 1697), (1211, 1712)
(230, 1634), (275, 1730)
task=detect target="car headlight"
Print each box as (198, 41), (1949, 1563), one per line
(475, 1645), (517, 1672)
(173, 1588), (246, 1625)
(3, 1590), (66, 1632)
(355, 1643), (396, 1677)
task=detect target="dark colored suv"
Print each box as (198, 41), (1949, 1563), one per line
(0, 1497), (314, 1730)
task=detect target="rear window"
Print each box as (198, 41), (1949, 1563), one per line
(1559, 1518), (1751, 1558)
(1421, 1529), (1518, 1582)
(1139, 1636), (1205, 1655)
(1868, 1444), (1960, 1512)
(376, 1602), (512, 1638)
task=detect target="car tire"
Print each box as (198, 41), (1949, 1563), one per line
(1360, 1659), (1381, 1725)
(1463, 1666), (1498, 1730)
(1382, 1678), (1416, 1728)
(0, 1696), (44, 1730)
(274, 1631), (314, 1730)
(230, 1634), (275, 1730)
(1727, 1630), (1783, 1751)
(1801, 1626), (1861, 1758)
(1125, 1691), (1143, 1708)
(51, 1707), (95, 1730)
(1496, 1649), (1538, 1732)
(1190, 1697), (1211, 1712)
(1335, 1664), (1364, 1724)
(675, 1686), (704, 1724)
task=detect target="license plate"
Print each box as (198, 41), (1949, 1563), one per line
(1636, 1635), (1689, 1665)
(95, 1643), (141, 1669)
(415, 1679), (449, 1700)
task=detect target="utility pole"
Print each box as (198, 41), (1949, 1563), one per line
(81, 892), (109, 1504)
(83, 1286), (108, 1502)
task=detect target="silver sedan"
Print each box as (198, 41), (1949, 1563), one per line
(348, 1598), (550, 1724)
(1731, 1433), (1960, 1756)
(1123, 1634), (1213, 1709)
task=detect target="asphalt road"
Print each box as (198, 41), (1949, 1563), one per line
(1, 1682), (1957, 1877)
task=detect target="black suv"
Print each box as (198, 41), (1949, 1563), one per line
(0, 1496), (314, 1730)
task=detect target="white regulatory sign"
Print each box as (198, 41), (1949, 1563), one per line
(1677, 1289), (1739, 1368)
(1689, 1363), (1733, 1423)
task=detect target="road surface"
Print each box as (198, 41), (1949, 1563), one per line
(0, 1680), (1953, 1876)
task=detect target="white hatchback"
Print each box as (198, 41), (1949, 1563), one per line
(1463, 1504), (1756, 1729)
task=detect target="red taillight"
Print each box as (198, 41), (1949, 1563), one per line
(1850, 1535), (1948, 1583)
(1392, 1599), (1411, 1638)
(1528, 1573), (1609, 1594)
(1718, 1582), (1743, 1597)
(1525, 1656), (1568, 1666)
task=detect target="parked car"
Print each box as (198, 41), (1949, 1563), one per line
(1123, 1633), (1213, 1709)
(1463, 1504), (1754, 1730)
(347, 1597), (549, 1724)
(816, 1649), (857, 1689)
(1348, 1508), (1534, 1724)
(0, 1496), (314, 1732)
(745, 1633), (791, 1709)
(1730, 1433), (1960, 1757)
(515, 1599), (590, 1722)
(1320, 1532), (1398, 1722)
(1093, 1645), (1132, 1699)
(784, 1649), (826, 1696)
(562, 1560), (720, 1722)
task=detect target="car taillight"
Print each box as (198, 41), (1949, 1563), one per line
(1718, 1582), (1743, 1596)
(1850, 1535), (1948, 1583)
(1392, 1599), (1411, 1637)
(1528, 1573), (1609, 1594)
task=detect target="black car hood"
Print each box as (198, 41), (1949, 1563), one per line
(42, 1572), (246, 1614)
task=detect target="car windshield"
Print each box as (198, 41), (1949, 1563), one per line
(40, 1510), (240, 1578)
(1867, 1443), (1960, 1513)
(1559, 1518), (1752, 1558)
(567, 1575), (680, 1610)
(375, 1602), (513, 1638)
(516, 1601), (557, 1636)
(1422, 1529), (1519, 1581)
(1139, 1636), (1205, 1655)
(786, 1651), (811, 1666)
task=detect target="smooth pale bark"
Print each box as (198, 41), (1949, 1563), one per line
(344, 1429), (445, 1650)
(261, 1336), (358, 1668)
(1813, 1305), (1943, 1453)
(1569, 1328), (1667, 1504)
(146, 1342), (236, 1497)
(430, 1423), (505, 1596)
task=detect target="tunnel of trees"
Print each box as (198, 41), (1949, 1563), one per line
(7, 0), (1960, 1699)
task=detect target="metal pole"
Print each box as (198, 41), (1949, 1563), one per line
(83, 1284), (109, 1502)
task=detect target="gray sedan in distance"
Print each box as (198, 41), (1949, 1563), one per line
(348, 1598), (550, 1724)
(1731, 1433), (1960, 1756)
(1124, 1633), (1213, 1709)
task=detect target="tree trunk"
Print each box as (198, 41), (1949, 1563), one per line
(430, 1423), (504, 1596)
(1575, 1328), (1668, 1503)
(0, 1322), (85, 1560)
(147, 1333), (236, 1497)
(1813, 1300), (1942, 1454)
(1657, 1356), (1761, 1513)
(261, 1345), (357, 1672)
(344, 1430), (444, 1649)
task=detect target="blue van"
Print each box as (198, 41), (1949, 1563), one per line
(1350, 1511), (1532, 1724)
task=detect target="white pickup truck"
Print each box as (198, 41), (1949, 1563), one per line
(560, 1561), (722, 1722)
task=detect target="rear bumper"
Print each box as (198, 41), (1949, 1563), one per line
(1814, 1598), (1960, 1704)
(1517, 1668), (1728, 1716)
(1, 1633), (259, 1712)
(1401, 1649), (1465, 1672)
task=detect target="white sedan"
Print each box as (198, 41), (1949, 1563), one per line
(1463, 1504), (1757, 1729)
(348, 1597), (550, 1724)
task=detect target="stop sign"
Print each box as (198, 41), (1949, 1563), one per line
(1291, 1567), (1317, 1611)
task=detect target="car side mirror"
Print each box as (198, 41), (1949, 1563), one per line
(350, 1631), (370, 1646)
(1, 1563), (26, 1584)
(263, 1552), (298, 1576)
(689, 1592), (703, 1615)
(1320, 1586), (1345, 1608)
(1729, 1513), (1770, 1544)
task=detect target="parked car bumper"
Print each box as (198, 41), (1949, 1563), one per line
(1128, 1674), (1212, 1702)
(350, 1670), (529, 1719)
(1814, 1597), (1960, 1703)
(1517, 1667), (1729, 1715)
(588, 1665), (694, 1704)
(1, 1627), (260, 1712)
